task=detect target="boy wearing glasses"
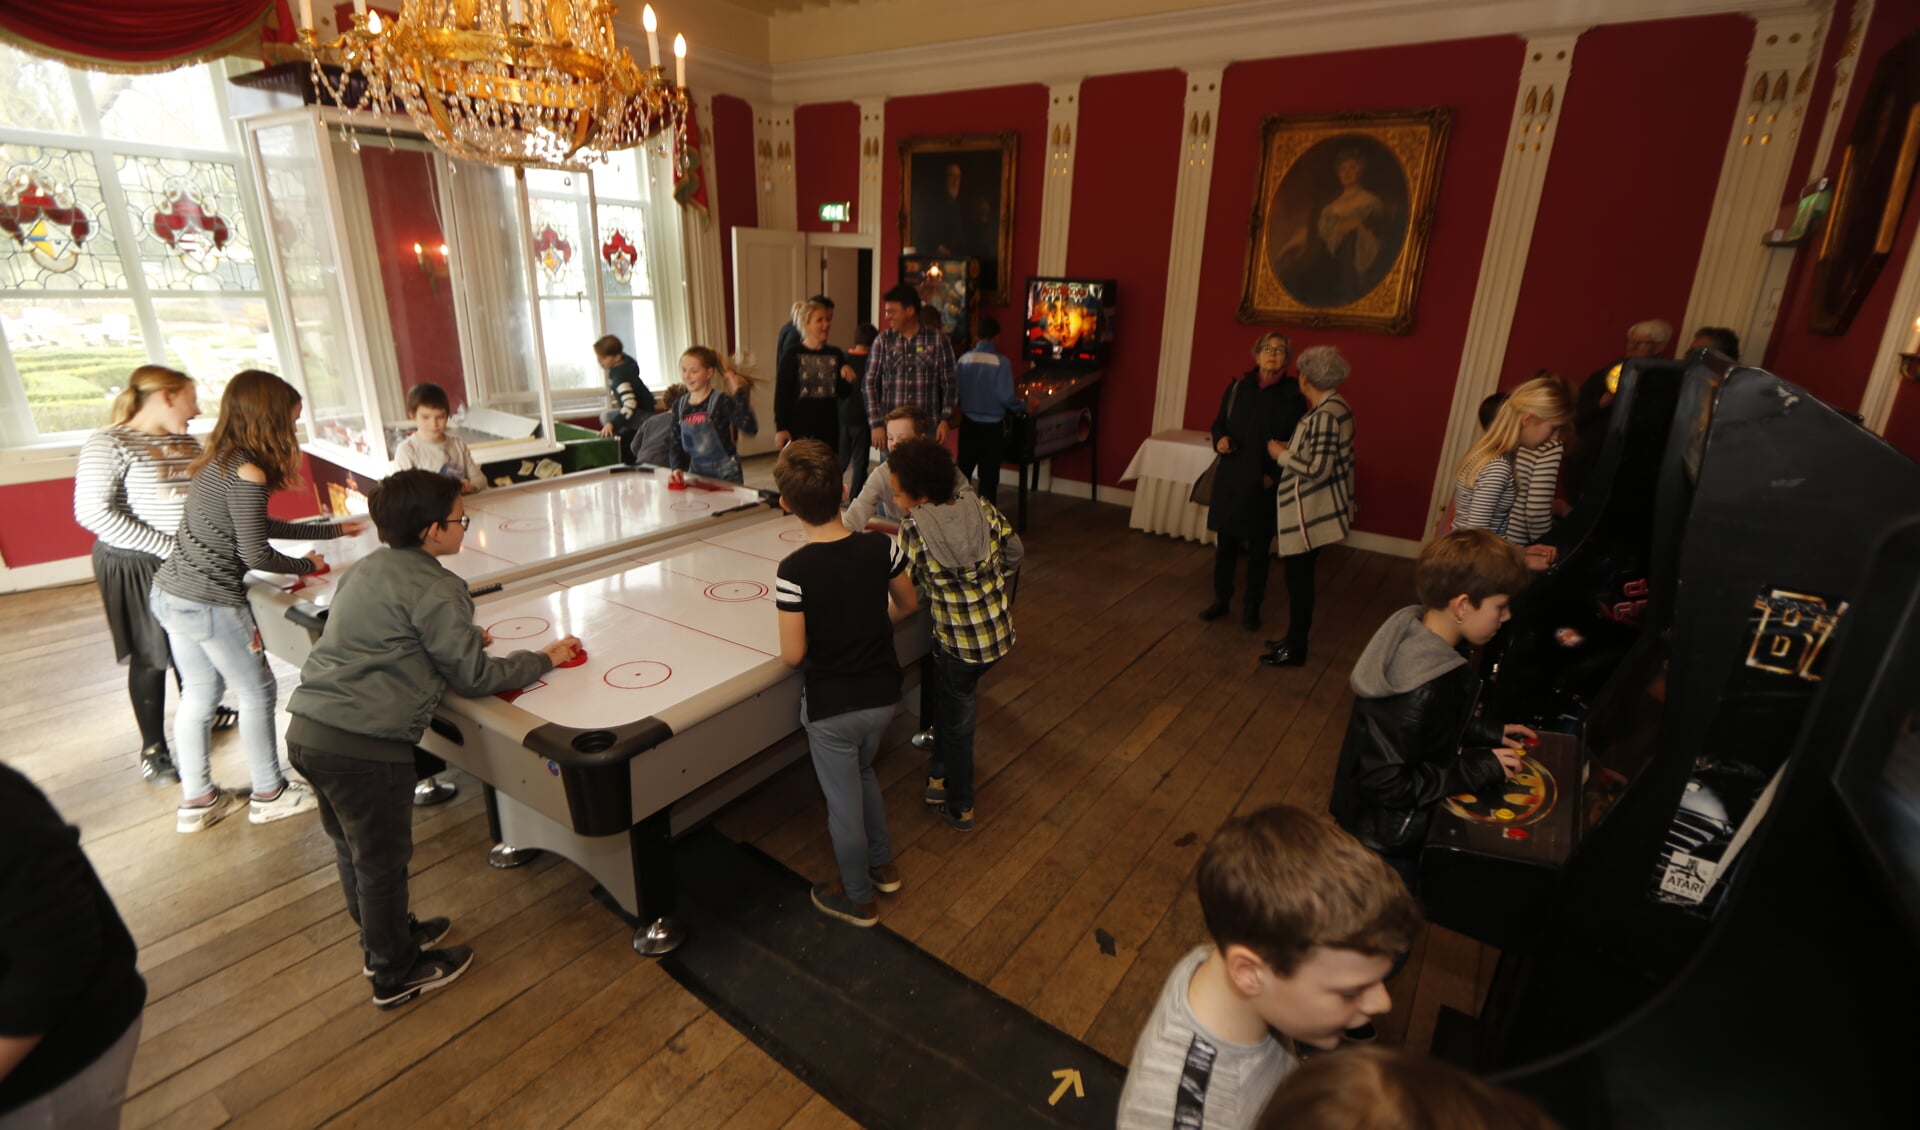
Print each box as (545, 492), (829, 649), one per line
(286, 470), (579, 1009)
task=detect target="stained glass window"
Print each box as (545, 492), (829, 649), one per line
(526, 161), (667, 400)
(0, 50), (277, 446)
(117, 155), (258, 291)
(0, 146), (124, 290)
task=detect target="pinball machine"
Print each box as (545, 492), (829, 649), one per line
(1005, 277), (1114, 532)
(1427, 371), (1920, 1127)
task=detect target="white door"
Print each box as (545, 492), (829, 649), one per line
(730, 227), (807, 456)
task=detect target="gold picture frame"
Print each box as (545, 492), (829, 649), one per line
(899, 132), (1017, 305)
(1238, 107), (1452, 334)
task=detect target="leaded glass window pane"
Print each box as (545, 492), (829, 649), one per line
(0, 45), (83, 135)
(0, 145), (124, 290)
(1, 295), (148, 433)
(88, 68), (229, 152)
(116, 154), (260, 291)
(597, 204), (646, 297)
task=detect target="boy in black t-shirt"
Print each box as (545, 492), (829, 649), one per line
(773, 440), (919, 926)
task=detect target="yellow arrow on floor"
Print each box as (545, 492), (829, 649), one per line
(1049, 1068), (1085, 1106)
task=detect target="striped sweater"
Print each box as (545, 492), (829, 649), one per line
(1508, 441), (1563, 545)
(1274, 392), (1356, 556)
(72, 426), (202, 559)
(154, 453), (343, 607)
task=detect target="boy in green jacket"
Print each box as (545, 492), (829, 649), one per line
(286, 470), (578, 1009)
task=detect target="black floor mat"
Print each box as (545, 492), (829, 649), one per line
(623, 828), (1126, 1128)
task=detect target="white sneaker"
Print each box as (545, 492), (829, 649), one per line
(177, 788), (243, 834)
(249, 780), (319, 824)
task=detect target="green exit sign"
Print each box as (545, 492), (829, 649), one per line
(818, 202), (851, 223)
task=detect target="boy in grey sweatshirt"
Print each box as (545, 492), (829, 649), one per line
(286, 470), (579, 1009)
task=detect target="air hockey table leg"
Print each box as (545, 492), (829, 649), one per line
(630, 809), (684, 957)
(482, 783), (542, 869)
(413, 776), (458, 806)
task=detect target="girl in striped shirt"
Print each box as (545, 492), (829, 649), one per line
(74, 366), (210, 785)
(1449, 376), (1571, 572)
(151, 371), (363, 833)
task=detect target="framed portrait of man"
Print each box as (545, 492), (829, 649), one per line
(1238, 108), (1452, 334)
(899, 133), (1017, 305)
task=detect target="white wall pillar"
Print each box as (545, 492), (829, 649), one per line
(856, 98), (885, 238)
(680, 95), (732, 352)
(752, 104), (797, 230)
(1859, 221), (1920, 434)
(1036, 81), (1082, 278)
(1679, 9), (1825, 353)
(1424, 35), (1581, 535)
(1150, 66), (1224, 434)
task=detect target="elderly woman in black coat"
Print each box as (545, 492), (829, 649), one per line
(1200, 331), (1309, 631)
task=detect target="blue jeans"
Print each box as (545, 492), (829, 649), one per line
(929, 646), (995, 814)
(149, 585), (285, 800)
(801, 695), (895, 905)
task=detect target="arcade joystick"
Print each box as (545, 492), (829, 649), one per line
(558, 646), (589, 669)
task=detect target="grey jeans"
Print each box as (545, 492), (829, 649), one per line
(801, 695), (896, 904)
(0, 1016), (141, 1130)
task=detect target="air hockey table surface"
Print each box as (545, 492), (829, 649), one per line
(413, 512), (930, 955)
(246, 465), (771, 663)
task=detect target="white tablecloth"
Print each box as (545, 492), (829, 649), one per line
(1120, 429), (1218, 545)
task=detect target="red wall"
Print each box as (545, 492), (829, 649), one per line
(712, 94), (758, 354)
(1050, 69), (1187, 488)
(879, 84), (1049, 345)
(1500, 15), (1750, 392)
(1765, 3), (1920, 439)
(3, 456), (321, 570)
(795, 101), (862, 234)
(361, 148), (466, 411)
(1184, 36), (1523, 541)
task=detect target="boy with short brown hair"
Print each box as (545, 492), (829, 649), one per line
(1329, 528), (1538, 890)
(1117, 804), (1420, 1130)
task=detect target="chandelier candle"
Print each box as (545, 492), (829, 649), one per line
(644, 4), (661, 69)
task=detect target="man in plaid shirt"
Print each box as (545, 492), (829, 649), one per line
(866, 285), (958, 451)
(887, 437), (1021, 832)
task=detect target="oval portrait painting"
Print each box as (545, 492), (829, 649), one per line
(1266, 134), (1411, 310)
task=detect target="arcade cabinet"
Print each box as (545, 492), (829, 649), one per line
(1006, 277), (1115, 532)
(1482, 355), (1695, 726)
(1420, 356), (1727, 947)
(1429, 370), (1920, 1128)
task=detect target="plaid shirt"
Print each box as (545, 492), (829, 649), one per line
(900, 498), (1017, 665)
(865, 324), (957, 428)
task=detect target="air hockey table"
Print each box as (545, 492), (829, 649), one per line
(252, 471), (932, 957)
(245, 464), (773, 667)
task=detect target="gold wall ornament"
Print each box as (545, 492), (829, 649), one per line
(295, 1), (689, 171)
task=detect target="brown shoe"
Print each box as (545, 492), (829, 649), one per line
(811, 881), (878, 927)
(869, 864), (902, 894)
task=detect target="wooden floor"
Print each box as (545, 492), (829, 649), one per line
(0, 488), (1497, 1128)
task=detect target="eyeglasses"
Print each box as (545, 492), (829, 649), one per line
(1258, 345), (1287, 355)
(441, 515), (471, 530)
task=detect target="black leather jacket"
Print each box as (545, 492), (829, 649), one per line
(1328, 663), (1508, 855)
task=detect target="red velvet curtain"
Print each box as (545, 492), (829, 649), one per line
(0, 0), (275, 73)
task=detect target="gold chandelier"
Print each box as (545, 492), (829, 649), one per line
(294, 1), (689, 170)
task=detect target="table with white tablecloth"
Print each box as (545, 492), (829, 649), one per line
(1119, 429), (1219, 545)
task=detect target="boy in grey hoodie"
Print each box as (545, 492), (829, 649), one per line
(888, 438), (1022, 831)
(287, 470), (579, 1009)
(1328, 529), (1537, 890)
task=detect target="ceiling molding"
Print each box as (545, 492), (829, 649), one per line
(767, 0), (1815, 104)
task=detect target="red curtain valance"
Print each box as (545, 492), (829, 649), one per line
(0, 0), (275, 74)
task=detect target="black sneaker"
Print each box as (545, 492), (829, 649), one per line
(212, 704), (239, 732)
(945, 804), (976, 832)
(140, 744), (179, 785)
(362, 915), (453, 976)
(1198, 602), (1229, 622)
(371, 945), (473, 1009)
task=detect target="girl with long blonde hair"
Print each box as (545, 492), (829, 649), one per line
(1450, 375), (1571, 571)
(74, 365), (212, 784)
(152, 370), (363, 832)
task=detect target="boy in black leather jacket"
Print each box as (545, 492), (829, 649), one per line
(1329, 529), (1538, 889)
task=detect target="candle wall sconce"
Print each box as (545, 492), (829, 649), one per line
(413, 241), (450, 289)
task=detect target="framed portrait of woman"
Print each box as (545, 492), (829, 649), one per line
(1237, 108), (1452, 334)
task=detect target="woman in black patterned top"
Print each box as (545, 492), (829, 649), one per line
(72, 366), (205, 784)
(151, 371), (362, 834)
(774, 297), (857, 451)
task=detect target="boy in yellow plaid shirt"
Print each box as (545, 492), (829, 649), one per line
(887, 437), (1022, 831)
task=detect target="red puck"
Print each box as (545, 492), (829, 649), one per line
(558, 647), (588, 669)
